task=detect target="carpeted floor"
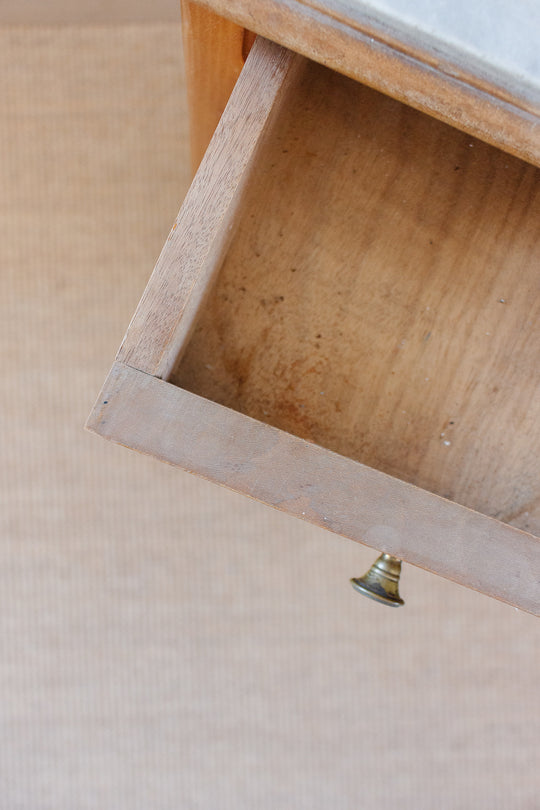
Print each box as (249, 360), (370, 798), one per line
(0, 20), (538, 810)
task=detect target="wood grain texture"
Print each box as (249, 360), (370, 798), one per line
(87, 361), (540, 616)
(191, 0), (540, 167)
(117, 37), (304, 378)
(180, 1), (251, 172)
(172, 58), (540, 535)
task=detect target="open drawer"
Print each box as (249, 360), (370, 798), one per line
(87, 37), (540, 615)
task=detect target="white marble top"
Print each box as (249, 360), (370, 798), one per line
(333, 0), (540, 104)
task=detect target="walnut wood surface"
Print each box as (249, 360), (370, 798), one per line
(192, 0), (540, 167)
(87, 361), (540, 616)
(172, 57), (540, 535)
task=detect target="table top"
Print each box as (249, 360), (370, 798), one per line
(342, 0), (540, 105)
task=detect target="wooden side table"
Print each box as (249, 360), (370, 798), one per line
(87, 2), (540, 614)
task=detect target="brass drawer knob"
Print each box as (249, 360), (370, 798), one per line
(350, 553), (404, 607)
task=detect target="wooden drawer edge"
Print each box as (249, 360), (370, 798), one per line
(117, 38), (303, 378)
(87, 360), (540, 616)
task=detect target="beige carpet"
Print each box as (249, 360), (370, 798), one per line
(1, 22), (539, 810)
(0, 0), (180, 25)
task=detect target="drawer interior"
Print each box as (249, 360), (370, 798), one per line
(169, 58), (540, 535)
